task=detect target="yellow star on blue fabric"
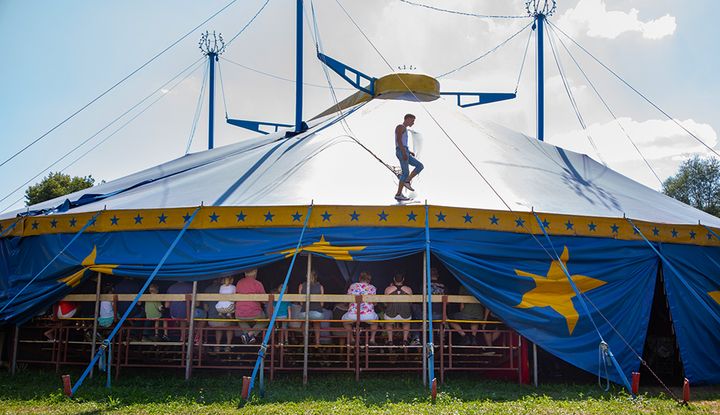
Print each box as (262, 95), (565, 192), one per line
(321, 211), (332, 222)
(377, 210), (389, 221)
(209, 212), (219, 222)
(407, 211), (417, 222)
(710, 290), (720, 305)
(515, 246), (606, 335)
(278, 235), (366, 261)
(292, 211), (303, 222)
(264, 211), (274, 222)
(349, 211), (360, 221)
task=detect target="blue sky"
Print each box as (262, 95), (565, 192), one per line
(0, 0), (717, 212)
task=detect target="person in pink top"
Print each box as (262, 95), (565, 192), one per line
(341, 272), (379, 344)
(234, 268), (267, 344)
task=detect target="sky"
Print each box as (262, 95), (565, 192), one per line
(0, 0), (717, 213)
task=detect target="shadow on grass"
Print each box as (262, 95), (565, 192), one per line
(1, 368), (718, 411)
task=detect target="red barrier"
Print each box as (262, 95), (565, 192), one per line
(431, 378), (437, 402)
(61, 374), (73, 397)
(683, 378), (690, 403)
(631, 372), (640, 395)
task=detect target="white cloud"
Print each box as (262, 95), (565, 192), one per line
(557, 0), (676, 40)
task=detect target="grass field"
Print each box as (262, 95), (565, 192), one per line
(0, 369), (718, 414)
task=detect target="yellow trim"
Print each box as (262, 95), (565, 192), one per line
(310, 73), (440, 120)
(374, 73), (440, 98)
(2, 205), (720, 247)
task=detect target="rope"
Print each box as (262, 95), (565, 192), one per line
(0, 217), (23, 238)
(0, 0), (241, 170)
(186, 62), (210, 155)
(220, 57), (353, 91)
(546, 24), (662, 186)
(626, 218), (720, 327)
(424, 202), (435, 387)
(0, 59), (206, 213)
(310, 1), (398, 177)
(225, 0), (271, 46)
(580, 286), (683, 402)
(0, 210), (103, 315)
(217, 60), (230, 119)
(515, 27), (534, 93)
(546, 27), (605, 165)
(399, 0), (530, 19)
(71, 205), (201, 396)
(436, 21), (534, 79)
(548, 21), (720, 160)
(247, 203), (313, 398)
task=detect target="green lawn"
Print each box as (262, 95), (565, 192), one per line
(0, 369), (718, 414)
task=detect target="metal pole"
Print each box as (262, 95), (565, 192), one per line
(302, 253), (312, 384)
(208, 52), (216, 149)
(294, 0), (304, 132)
(90, 273), (102, 378)
(536, 13), (545, 141)
(533, 343), (539, 387)
(11, 325), (19, 376)
(185, 280), (198, 380)
(422, 252), (427, 386)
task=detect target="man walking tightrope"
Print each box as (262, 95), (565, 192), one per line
(394, 113), (424, 201)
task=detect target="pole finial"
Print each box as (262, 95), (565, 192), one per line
(199, 31), (226, 58)
(526, 0), (556, 17)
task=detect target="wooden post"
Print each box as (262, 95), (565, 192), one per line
(302, 253), (312, 385)
(422, 252), (428, 386)
(185, 281), (198, 380)
(11, 325), (19, 376)
(354, 295), (361, 381)
(89, 273), (102, 378)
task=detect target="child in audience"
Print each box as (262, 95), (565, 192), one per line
(215, 276), (236, 318)
(98, 284), (115, 329)
(143, 283), (167, 341)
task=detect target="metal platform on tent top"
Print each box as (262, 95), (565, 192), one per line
(10, 293), (529, 384)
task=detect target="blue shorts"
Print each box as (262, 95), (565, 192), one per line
(396, 146), (424, 182)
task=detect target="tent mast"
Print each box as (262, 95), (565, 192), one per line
(536, 12), (545, 142)
(199, 31), (226, 149)
(295, 0), (304, 133)
(528, 0), (555, 141)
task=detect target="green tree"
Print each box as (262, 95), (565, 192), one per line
(662, 155), (720, 217)
(25, 172), (95, 206)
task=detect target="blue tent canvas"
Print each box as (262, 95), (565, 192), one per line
(2, 74), (719, 385)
